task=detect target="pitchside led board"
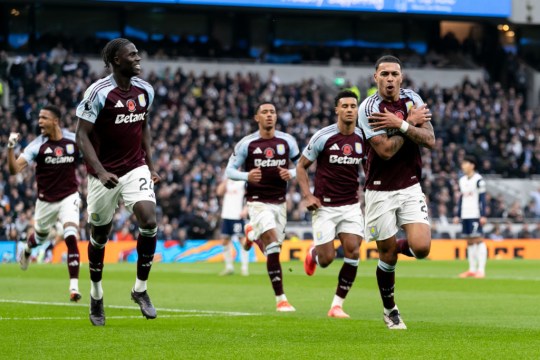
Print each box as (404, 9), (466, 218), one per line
(98, 0), (511, 18)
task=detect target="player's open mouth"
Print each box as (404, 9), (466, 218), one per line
(134, 65), (141, 70)
(386, 85), (394, 91)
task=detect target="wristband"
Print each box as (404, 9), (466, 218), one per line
(399, 121), (410, 133)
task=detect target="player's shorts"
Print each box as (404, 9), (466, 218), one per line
(87, 165), (156, 226)
(364, 183), (430, 242)
(247, 201), (287, 243)
(34, 192), (80, 234)
(221, 218), (245, 238)
(312, 203), (364, 246)
(461, 219), (483, 238)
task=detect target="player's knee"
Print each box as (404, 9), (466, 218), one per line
(412, 244), (431, 259)
(379, 252), (398, 265)
(346, 247), (360, 260)
(317, 251), (335, 268)
(139, 218), (157, 230)
(319, 258), (333, 268)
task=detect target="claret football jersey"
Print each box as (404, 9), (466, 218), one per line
(358, 88), (424, 191)
(21, 129), (79, 202)
(76, 74), (154, 177)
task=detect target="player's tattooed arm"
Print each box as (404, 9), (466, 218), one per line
(369, 133), (405, 160)
(403, 121), (435, 149)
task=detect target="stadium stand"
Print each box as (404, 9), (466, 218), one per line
(1, 51), (539, 242)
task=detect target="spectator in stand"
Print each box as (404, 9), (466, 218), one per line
(487, 223), (504, 241)
(2, 48), (540, 248)
(115, 221), (136, 242)
(507, 201), (525, 223)
(530, 187), (540, 219)
(531, 223), (540, 239)
(517, 223), (532, 239)
(501, 222), (516, 239)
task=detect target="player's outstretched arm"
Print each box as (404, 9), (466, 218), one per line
(76, 119), (119, 189)
(7, 133), (28, 175)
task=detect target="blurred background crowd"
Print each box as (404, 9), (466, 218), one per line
(2, 1), (540, 243)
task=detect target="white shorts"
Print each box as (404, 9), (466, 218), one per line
(34, 192), (80, 233)
(312, 203), (364, 246)
(87, 165), (156, 226)
(247, 201), (287, 244)
(364, 183), (430, 242)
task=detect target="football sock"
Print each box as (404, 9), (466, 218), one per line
(396, 238), (415, 258)
(240, 247), (249, 273)
(335, 258), (359, 299)
(477, 242), (487, 274)
(276, 294), (287, 303)
(377, 260), (396, 310)
(136, 227), (157, 281)
(467, 244), (478, 272)
(90, 280), (103, 300)
(70, 278), (79, 292)
(331, 295), (345, 308)
(223, 242), (234, 271)
(134, 278), (147, 293)
(64, 234), (80, 279)
(88, 237), (105, 283)
(266, 242), (284, 296)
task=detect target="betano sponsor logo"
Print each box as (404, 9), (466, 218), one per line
(115, 112), (146, 124)
(254, 158), (286, 167)
(45, 156), (75, 164)
(329, 155), (362, 164)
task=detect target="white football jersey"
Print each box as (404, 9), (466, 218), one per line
(458, 173), (486, 219)
(221, 179), (246, 220)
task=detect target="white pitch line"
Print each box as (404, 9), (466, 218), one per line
(0, 299), (261, 317)
(0, 314), (219, 321)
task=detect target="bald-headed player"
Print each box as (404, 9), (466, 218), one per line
(357, 55), (434, 329)
(7, 104), (82, 302)
(226, 102), (300, 312)
(76, 38), (160, 326)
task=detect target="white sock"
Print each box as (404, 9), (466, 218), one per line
(240, 248), (249, 272)
(134, 278), (147, 292)
(476, 242), (487, 274)
(331, 295), (345, 308)
(90, 281), (103, 300)
(276, 294), (287, 303)
(223, 242), (234, 270)
(69, 278), (79, 292)
(467, 244), (478, 272)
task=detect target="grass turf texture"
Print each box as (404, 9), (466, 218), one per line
(1, 260), (539, 359)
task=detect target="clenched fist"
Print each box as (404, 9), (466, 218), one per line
(8, 133), (20, 148)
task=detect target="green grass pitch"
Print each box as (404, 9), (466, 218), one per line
(1, 259), (539, 359)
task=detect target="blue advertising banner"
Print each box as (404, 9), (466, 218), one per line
(0, 241), (17, 263)
(98, 0), (511, 18)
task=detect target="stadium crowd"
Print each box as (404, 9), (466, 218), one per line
(1, 48), (540, 242)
